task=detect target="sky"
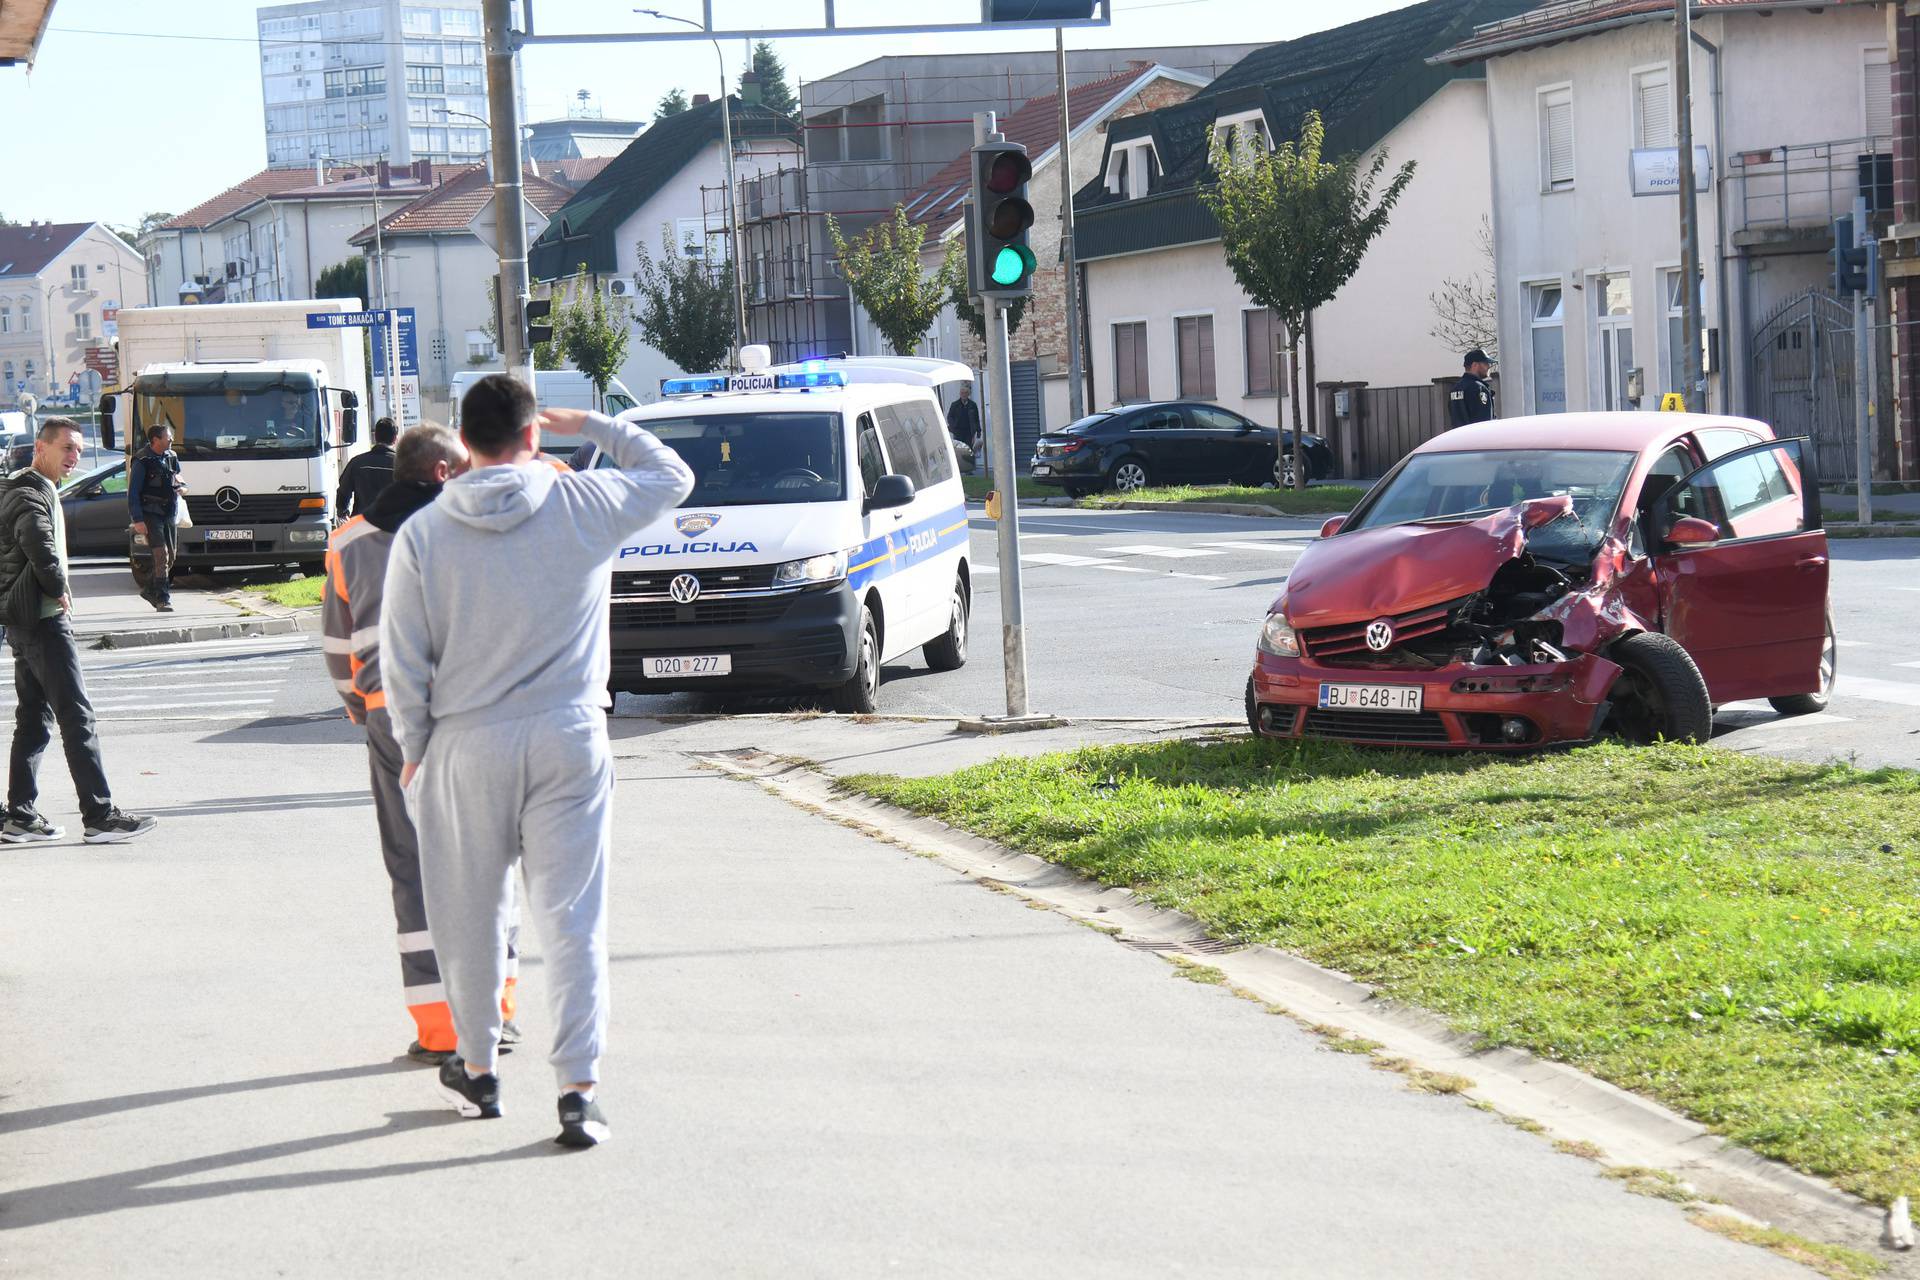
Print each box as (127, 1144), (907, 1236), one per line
(0, 0), (1415, 230)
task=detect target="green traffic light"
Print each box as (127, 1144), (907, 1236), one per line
(990, 244), (1037, 287)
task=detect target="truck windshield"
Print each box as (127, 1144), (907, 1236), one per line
(137, 387), (323, 460)
(598, 411), (845, 506)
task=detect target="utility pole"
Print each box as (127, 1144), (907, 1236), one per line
(1055, 28), (1084, 420)
(1675, 0), (1705, 411)
(484, 0), (533, 386)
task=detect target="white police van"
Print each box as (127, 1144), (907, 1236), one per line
(591, 350), (973, 712)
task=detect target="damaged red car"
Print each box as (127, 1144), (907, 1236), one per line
(1246, 414), (1834, 749)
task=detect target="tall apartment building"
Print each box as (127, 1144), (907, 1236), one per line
(257, 0), (493, 170)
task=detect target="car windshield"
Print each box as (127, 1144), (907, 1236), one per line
(137, 386), (323, 460)
(598, 411), (845, 506)
(1348, 448), (1637, 560)
(60, 461), (122, 496)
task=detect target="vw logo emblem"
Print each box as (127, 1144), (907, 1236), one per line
(1364, 619), (1395, 652)
(668, 573), (701, 604)
(214, 486), (242, 513)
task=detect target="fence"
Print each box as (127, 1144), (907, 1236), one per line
(1328, 382), (1454, 480)
(1730, 135), (1893, 233)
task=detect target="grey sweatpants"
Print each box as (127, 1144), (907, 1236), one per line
(409, 704), (613, 1087)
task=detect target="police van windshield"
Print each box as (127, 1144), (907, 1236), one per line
(600, 411), (845, 506)
(137, 387), (323, 460)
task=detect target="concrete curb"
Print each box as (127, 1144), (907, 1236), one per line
(711, 749), (1902, 1267)
(81, 613), (316, 651)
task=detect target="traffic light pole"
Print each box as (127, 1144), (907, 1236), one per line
(985, 294), (1031, 718)
(484, 0), (533, 387)
(1854, 195), (1873, 526)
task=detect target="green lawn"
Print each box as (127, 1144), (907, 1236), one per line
(1078, 483), (1367, 515)
(849, 738), (1920, 1206)
(1822, 507), (1917, 525)
(961, 474), (1052, 502)
(250, 575), (327, 609)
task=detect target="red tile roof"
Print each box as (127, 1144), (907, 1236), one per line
(161, 164), (464, 231)
(900, 67), (1166, 232)
(0, 222), (92, 279)
(535, 156), (615, 189)
(347, 165), (575, 246)
(1435, 0), (1862, 63)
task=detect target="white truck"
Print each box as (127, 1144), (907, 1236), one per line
(99, 300), (369, 584)
(447, 368), (639, 459)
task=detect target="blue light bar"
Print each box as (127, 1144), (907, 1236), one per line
(660, 375), (729, 396)
(774, 371), (847, 389)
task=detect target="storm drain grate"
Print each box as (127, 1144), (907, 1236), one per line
(1118, 935), (1245, 956)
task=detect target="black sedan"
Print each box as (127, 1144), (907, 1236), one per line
(60, 460), (132, 557)
(1029, 402), (1334, 496)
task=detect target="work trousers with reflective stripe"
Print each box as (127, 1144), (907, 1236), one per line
(365, 708), (516, 1051)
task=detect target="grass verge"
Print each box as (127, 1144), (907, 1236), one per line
(1822, 507), (1915, 524)
(961, 475), (1051, 502)
(1690, 1215), (1884, 1279)
(846, 737), (1920, 1205)
(247, 575), (326, 609)
(1076, 483), (1367, 514)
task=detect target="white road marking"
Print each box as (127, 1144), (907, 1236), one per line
(1833, 639), (1873, 647)
(1100, 544), (1222, 560)
(974, 564), (999, 575)
(1895, 660), (1920, 669)
(1835, 675), (1920, 707)
(1092, 564), (1156, 574)
(1021, 553), (1119, 568)
(1199, 541), (1306, 554)
(87, 669), (291, 682)
(1167, 571), (1228, 582)
(1722, 712), (1854, 732)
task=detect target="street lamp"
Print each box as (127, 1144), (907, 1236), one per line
(634, 7), (746, 366)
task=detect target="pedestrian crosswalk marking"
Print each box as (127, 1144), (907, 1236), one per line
(1834, 675), (1920, 707)
(1099, 544), (1222, 560)
(1022, 553), (1117, 568)
(1199, 541), (1306, 554)
(1092, 564), (1155, 574)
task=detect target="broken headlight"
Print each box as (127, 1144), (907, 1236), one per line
(1258, 612), (1301, 658)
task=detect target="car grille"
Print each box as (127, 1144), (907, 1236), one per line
(186, 494), (307, 524)
(611, 597), (793, 628)
(1300, 597), (1472, 667)
(612, 564), (780, 596)
(1261, 705), (1300, 734)
(1301, 709), (1450, 745)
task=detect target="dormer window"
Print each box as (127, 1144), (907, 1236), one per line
(1105, 138), (1156, 200)
(1212, 109), (1270, 164)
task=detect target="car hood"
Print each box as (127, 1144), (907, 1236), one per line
(1280, 496), (1574, 625)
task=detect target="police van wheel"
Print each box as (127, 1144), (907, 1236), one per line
(830, 607), (881, 714)
(923, 576), (969, 672)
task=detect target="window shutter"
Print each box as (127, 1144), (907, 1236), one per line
(1543, 92), (1574, 187)
(1196, 316), (1215, 399)
(1635, 73), (1671, 149)
(1866, 49), (1892, 139)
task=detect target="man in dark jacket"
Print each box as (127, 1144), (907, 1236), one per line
(945, 384), (982, 470)
(0, 418), (155, 844)
(1447, 349), (1497, 428)
(337, 417), (399, 519)
(128, 424), (185, 611)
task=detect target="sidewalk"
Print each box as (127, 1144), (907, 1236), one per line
(66, 562), (308, 648)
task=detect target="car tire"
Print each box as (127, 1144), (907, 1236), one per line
(829, 606), (881, 714)
(1273, 450), (1314, 489)
(1604, 631), (1713, 744)
(1769, 608), (1836, 716)
(1109, 459), (1150, 493)
(922, 576), (969, 672)
(1244, 675), (1260, 737)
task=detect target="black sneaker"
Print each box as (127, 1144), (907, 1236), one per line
(407, 1040), (455, 1066)
(1, 808), (63, 843)
(83, 809), (157, 845)
(435, 1056), (502, 1119)
(555, 1091), (609, 1148)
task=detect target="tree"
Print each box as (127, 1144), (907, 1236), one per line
(482, 276), (564, 370)
(631, 229), (735, 373)
(654, 88), (690, 123)
(315, 257), (369, 303)
(746, 42), (797, 118)
(0, 212), (16, 227)
(1202, 110), (1414, 490)
(1427, 214), (1497, 364)
(136, 211), (176, 239)
(828, 207), (964, 358)
(950, 274), (1025, 342)
(553, 263), (633, 402)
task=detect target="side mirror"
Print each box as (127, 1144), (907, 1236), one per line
(97, 393), (118, 450)
(339, 389), (359, 409)
(867, 473), (915, 512)
(1319, 516), (1345, 538)
(1665, 515), (1721, 547)
(341, 407), (359, 445)
(82, 484), (103, 499)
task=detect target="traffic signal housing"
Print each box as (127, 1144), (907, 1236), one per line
(525, 296), (554, 348)
(1832, 215), (1880, 297)
(969, 140), (1037, 300)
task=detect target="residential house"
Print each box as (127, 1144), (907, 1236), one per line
(900, 64), (1210, 440)
(0, 222), (144, 408)
(1075, 0), (1532, 480)
(528, 95), (801, 402)
(348, 165), (575, 421)
(1436, 0), (1893, 481)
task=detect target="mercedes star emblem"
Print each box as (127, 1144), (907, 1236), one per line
(668, 573), (702, 604)
(214, 486), (242, 513)
(1365, 619), (1395, 652)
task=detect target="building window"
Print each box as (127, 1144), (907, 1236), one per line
(465, 330), (495, 362)
(1112, 321), (1148, 404)
(18, 300), (30, 330)
(23, 361), (35, 389)
(1593, 274), (1634, 411)
(1866, 46), (1892, 140)
(1105, 140), (1154, 200)
(1539, 85), (1574, 191)
(0, 305), (10, 334)
(844, 97), (886, 162)
(807, 108), (844, 163)
(74, 313), (91, 340)
(1243, 309), (1281, 396)
(1527, 282), (1566, 414)
(405, 64), (445, 95)
(1175, 314), (1215, 399)
(402, 7), (438, 34)
(1661, 268), (1704, 399)
(70, 263), (87, 285)
(1631, 66), (1671, 149)
(2, 362), (12, 387)
(1212, 110), (1269, 163)
(441, 7), (480, 35)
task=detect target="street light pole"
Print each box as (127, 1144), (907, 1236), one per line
(483, 0), (534, 386)
(1675, 0), (1705, 412)
(1056, 28), (1085, 420)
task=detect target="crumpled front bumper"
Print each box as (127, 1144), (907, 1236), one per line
(1249, 649), (1623, 749)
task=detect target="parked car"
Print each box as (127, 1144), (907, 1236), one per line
(1029, 402), (1333, 496)
(59, 460), (132, 557)
(1246, 413), (1832, 750)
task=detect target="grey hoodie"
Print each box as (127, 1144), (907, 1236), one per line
(379, 412), (695, 765)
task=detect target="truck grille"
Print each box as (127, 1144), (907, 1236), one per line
(611, 597), (793, 629)
(185, 494), (307, 525)
(612, 564), (780, 596)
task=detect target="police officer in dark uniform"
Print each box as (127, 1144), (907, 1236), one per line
(1448, 348), (1497, 428)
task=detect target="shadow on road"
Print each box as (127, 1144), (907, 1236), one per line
(137, 789), (373, 818)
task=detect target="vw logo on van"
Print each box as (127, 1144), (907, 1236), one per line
(1365, 619), (1395, 652)
(668, 573), (702, 604)
(214, 486), (243, 513)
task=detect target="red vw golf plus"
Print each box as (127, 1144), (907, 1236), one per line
(1247, 414), (1835, 749)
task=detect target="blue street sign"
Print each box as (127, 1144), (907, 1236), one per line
(370, 307), (419, 377)
(307, 309), (392, 329)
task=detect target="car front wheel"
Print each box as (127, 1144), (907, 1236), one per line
(830, 606), (881, 714)
(1768, 609), (1835, 716)
(1273, 451), (1313, 488)
(1604, 632), (1713, 744)
(1110, 459), (1150, 493)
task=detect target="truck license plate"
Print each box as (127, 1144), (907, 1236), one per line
(1318, 682), (1423, 713)
(643, 655), (731, 678)
(203, 529), (252, 542)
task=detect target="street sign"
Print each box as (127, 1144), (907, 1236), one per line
(307, 309), (394, 329)
(101, 301), (120, 340)
(370, 307), (419, 377)
(1629, 146), (1712, 197)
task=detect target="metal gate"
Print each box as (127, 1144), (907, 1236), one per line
(1750, 289), (1856, 480)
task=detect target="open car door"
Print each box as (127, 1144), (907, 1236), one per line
(1647, 435), (1828, 704)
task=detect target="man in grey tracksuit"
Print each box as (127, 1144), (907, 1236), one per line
(380, 373), (693, 1149)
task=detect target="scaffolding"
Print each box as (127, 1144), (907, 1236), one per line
(702, 161), (840, 364)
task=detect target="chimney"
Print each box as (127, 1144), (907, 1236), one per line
(740, 71), (761, 107)
(376, 158), (392, 188)
(692, 93), (710, 107)
(315, 154), (325, 186)
(412, 158), (432, 184)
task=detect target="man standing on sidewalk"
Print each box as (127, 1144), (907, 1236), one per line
(946, 383), (982, 471)
(336, 417), (398, 519)
(0, 418), (155, 844)
(382, 375), (692, 1148)
(127, 424), (185, 613)
(324, 424), (528, 1064)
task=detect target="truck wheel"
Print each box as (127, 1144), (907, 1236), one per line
(1604, 632), (1712, 745)
(1769, 609), (1835, 716)
(922, 575), (969, 671)
(829, 606), (881, 714)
